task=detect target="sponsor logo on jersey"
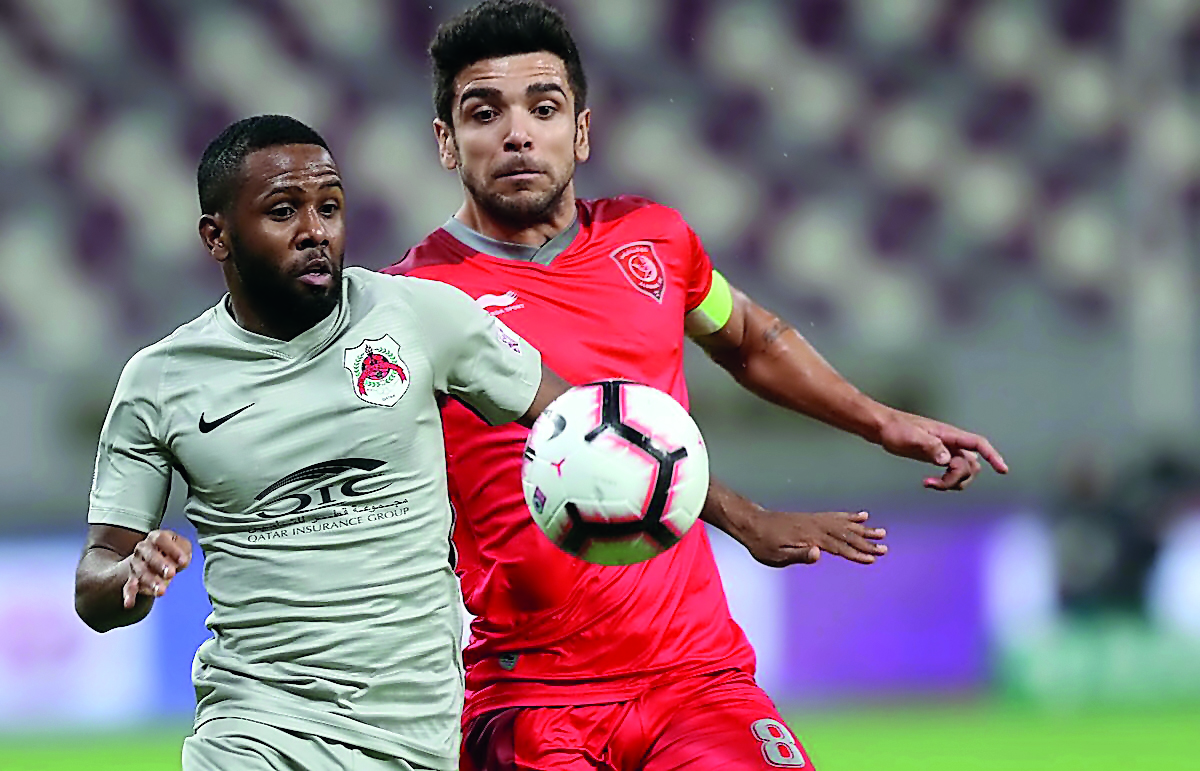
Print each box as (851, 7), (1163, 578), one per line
(474, 290), (525, 317)
(254, 458), (393, 519)
(244, 458), (410, 541)
(610, 241), (665, 302)
(344, 335), (410, 407)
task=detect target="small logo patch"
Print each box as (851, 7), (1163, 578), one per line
(344, 335), (410, 407)
(498, 653), (519, 671)
(198, 403), (254, 433)
(610, 241), (666, 302)
(494, 318), (522, 353)
(531, 487), (546, 514)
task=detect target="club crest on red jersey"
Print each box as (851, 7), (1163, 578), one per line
(344, 335), (410, 407)
(610, 241), (666, 302)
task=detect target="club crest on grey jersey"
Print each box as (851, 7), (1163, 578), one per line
(344, 334), (410, 407)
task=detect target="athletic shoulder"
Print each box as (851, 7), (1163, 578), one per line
(110, 314), (208, 405)
(382, 228), (471, 277)
(581, 196), (694, 241)
(135, 304), (224, 366)
(347, 266), (477, 316)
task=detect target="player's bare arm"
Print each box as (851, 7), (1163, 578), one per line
(701, 478), (886, 566)
(517, 365), (572, 427)
(75, 524), (192, 632)
(687, 278), (1008, 490)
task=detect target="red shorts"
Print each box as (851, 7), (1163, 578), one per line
(462, 670), (813, 771)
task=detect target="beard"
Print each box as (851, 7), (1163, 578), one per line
(460, 160), (575, 229)
(229, 234), (342, 333)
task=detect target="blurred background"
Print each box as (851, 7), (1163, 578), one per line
(1, 0), (1199, 768)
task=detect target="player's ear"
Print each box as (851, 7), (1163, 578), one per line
(434, 119), (458, 171)
(199, 213), (230, 264)
(574, 108), (591, 163)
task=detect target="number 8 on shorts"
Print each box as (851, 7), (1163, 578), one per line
(751, 718), (807, 767)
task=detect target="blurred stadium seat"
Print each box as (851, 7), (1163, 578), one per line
(0, 0), (1197, 526)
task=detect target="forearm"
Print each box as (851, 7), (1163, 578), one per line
(700, 301), (894, 443)
(701, 478), (880, 567)
(699, 477), (763, 548)
(74, 545), (152, 632)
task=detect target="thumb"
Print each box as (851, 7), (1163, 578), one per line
(122, 575), (139, 609)
(791, 545), (820, 565)
(923, 436), (951, 465)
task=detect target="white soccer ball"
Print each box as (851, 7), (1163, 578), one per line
(521, 380), (710, 566)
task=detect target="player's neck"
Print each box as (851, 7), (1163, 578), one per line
(456, 188), (578, 248)
(225, 294), (329, 342)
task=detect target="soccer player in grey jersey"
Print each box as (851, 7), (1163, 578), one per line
(74, 115), (568, 771)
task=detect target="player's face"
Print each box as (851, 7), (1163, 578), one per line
(212, 144), (346, 330)
(438, 52), (591, 227)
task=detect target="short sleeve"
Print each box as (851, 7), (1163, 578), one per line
(682, 222), (716, 313)
(88, 349), (173, 533)
(406, 278), (542, 425)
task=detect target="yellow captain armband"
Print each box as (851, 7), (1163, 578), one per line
(685, 270), (734, 337)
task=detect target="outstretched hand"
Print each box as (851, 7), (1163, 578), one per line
(122, 529), (192, 608)
(878, 412), (1008, 491)
(743, 510), (887, 567)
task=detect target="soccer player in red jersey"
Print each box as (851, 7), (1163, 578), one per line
(385, 2), (1009, 769)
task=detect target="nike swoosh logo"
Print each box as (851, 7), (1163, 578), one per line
(199, 403), (254, 433)
(548, 413), (567, 440)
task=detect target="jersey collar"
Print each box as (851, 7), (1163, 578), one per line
(442, 215), (581, 266)
(213, 273), (350, 360)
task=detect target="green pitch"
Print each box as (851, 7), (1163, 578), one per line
(794, 703), (1196, 770)
(0, 703), (1194, 770)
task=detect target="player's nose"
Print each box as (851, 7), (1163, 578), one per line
(502, 114), (535, 152)
(295, 204), (330, 248)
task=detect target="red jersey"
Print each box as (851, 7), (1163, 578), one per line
(384, 197), (755, 721)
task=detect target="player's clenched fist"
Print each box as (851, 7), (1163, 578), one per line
(122, 529), (192, 608)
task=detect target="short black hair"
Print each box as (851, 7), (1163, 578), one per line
(197, 115), (330, 215)
(430, 0), (588, 128)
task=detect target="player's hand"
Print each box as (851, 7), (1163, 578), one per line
(744, 510), (886, 567)
(121, 529), (192, 608)
(877, 411), (1008, 491)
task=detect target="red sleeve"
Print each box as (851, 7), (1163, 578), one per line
(682, 223), (715, 313)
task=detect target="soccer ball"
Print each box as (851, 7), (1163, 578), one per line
(521, 380), (710, 566)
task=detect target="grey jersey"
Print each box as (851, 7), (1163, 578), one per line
(87, 267), (541, 770)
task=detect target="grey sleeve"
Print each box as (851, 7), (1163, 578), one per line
(406, 278), (542, 425)
(87, 348), (173, 533)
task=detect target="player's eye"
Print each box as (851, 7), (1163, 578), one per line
(320, 201), (340, 217)
(269, 205), (295, 219)
(472, 107), (498, 123)
(534, 104), (557, 118)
